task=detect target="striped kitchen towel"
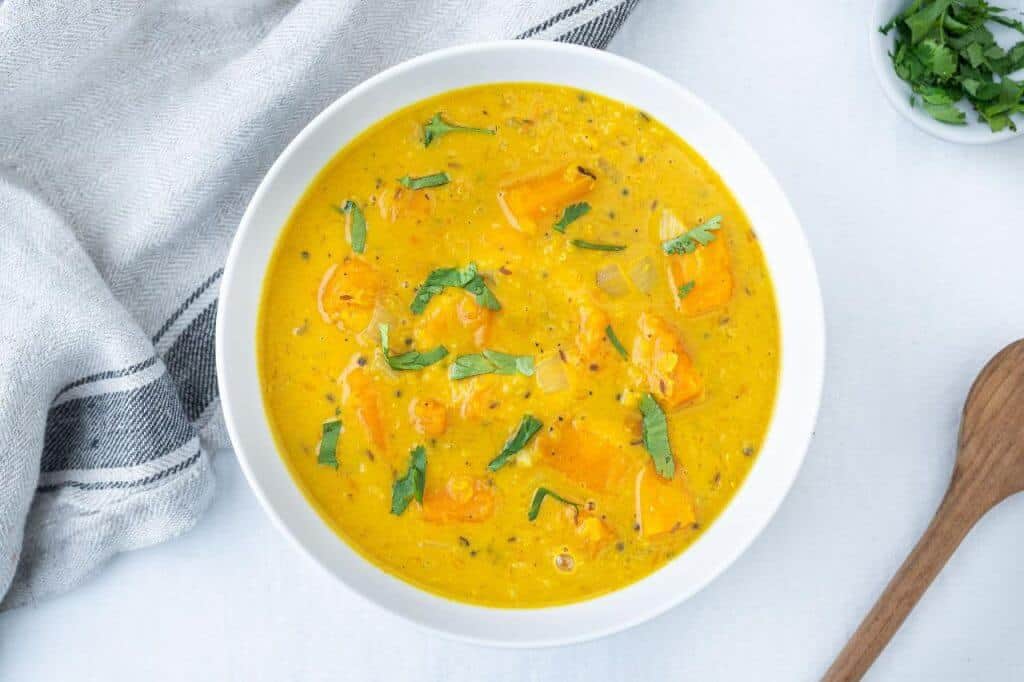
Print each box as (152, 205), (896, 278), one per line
(0, 0), (642, 608)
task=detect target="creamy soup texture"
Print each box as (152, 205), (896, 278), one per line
(258, 83), (779, 607)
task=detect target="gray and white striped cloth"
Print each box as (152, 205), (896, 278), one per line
(0, 0), (641, 609)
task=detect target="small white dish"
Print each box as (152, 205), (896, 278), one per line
(871, 0), (1024, 144)
(216, 40), (825, 647)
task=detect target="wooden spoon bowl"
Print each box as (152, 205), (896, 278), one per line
(825, 339), (1024, 681)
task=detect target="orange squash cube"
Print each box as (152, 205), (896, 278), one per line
(415, 289), (492, 352)
(340, 358), (388, 452)
(667, 236), (733, 316)
(576, 301), (610, 359)
(573, 511), (617, 556)
(631, 313), (702, 409)
(634, 464), (696, 537)
(449, 375), (500, 421)
(496, 165), (596, 234)
(377, 183), (434, 223)
(536, 424), (629, 492)
(422, 475), (496, 523)
(317, 258), (382, 333)
(408, 398), (447, 437)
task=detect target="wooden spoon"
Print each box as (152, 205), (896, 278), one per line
(825, 339), (1024, 681)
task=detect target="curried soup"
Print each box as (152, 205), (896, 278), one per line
(258, 84), (780, 607)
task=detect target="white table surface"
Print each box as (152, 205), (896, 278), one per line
(3, 1), (1023, 679)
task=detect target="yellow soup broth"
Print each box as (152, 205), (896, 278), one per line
(258, 83), (780, 607)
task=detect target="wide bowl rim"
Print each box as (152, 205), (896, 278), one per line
(216, 39), (825, 648)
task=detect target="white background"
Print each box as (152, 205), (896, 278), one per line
(2, 1), (1023, 679)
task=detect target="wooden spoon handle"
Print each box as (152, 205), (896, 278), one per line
(823, 479), (984, 681)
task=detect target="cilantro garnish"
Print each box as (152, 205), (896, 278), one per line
(336, 200), (366, 254)
(449, 350), (534, 380)
(604, 324), (629, 360)
(571, 239), (626, 252)
(398, 172), (450, 190)
(422, 113), (494, 146)
(379, 323), (448, 371)
(527, 487), (579, 521)
(487, 415), (543, 471)
(410, 263), (501, 314)
(391, 445), (427, 516)
(553, 202), (591, 233)
(882, 0), (1024, 132)
(639, 394), (674, 479)
(661, 215), (722, 255)
(317, 419), (342, 468)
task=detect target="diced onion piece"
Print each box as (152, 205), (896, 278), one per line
(659, 209), (686, 241)
(371, 346), (398, 382)
(628, 256), (657, 294)
(535, 356), (569, 394)
(355, 304), (395, 347)
(495, 190), (523, 231)
(596, 263), (631, 298)
(316, 264), (339, 325)
(514, 449), (535, 468)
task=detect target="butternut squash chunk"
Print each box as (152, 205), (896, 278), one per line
(576, 301), (610, 359)
(317, 258), (382, 333)
(535, 424), (628, 492)
(449, 375), (499, 420)
(340, 358), (388, 451)
(414, 289), (492, 352)
(408, 398), (447, 437)
(667, 235), (733, 316)
(573, 511), (617, 556)
(631, 313), (702, 409)
(496, 165), (596, 234)
(634, 464), (696, 537)
(422, 475), (496, 523)
(377, 182), (434, 223)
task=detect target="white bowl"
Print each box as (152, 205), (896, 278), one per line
(216, 40), (825, 647)
(870, 0), (1024, 144)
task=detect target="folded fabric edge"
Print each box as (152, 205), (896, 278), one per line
(1, 448), (214, 611)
